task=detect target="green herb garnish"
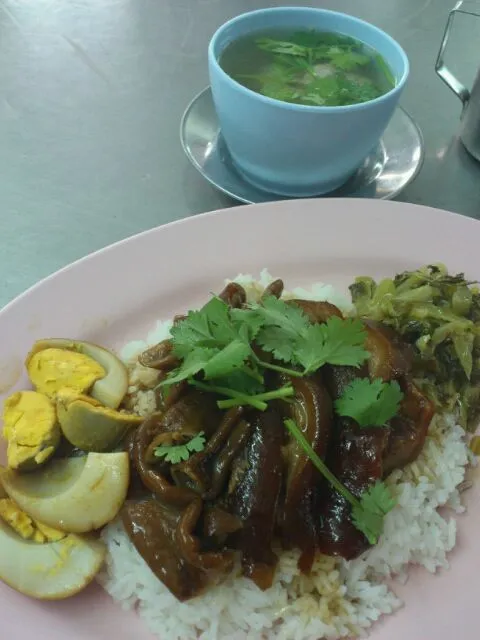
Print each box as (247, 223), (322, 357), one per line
(154, 431), (206, 464)
(166, 296), (257, 383)
(284, 418), (396, 544)
(161, 295), (369, 410)
(351, 481), (397, 544)
(335, 378), (404, 427)
(230, 30), (394, 107)
(238, 297), (369, 375)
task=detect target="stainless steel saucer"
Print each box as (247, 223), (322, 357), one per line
(181, 87), (424, 203)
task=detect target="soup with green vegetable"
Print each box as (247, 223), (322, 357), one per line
(219, 29), (396, 107)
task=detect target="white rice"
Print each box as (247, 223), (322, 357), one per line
(99, 272), (472, 640)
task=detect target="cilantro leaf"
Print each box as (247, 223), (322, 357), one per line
(241, 298), (369, 377)
(213, 370), (265, 396)
(164, 297), (256, 386)
(235, 317), (263, 343)
(170, 302), (216, 359)
(329, 50), (370, 71)
(185, 431), (207, 454)
(154, 431), (206, 464)
(203, 339), (251, 379)
(171, 297), (238, 358)
(255, 38), (309, 57)
(249, 296), (310, 352)
(261, 295), (309, 334)
(162, 348), (217, 386)
(335, 378), (404, 427)
(295, 317), (369, 373)
(255, 325), (299, 363)
(155, 443), (190, 464)
(204, 297), (241, 345)
(244, 298), (368, 373)
(352, 481), (397, 545)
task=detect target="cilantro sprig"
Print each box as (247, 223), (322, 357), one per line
(243, 297), (369, 375)
(154, 431), (206, 464)
(284, 418), (396, 544)
(165, 297), (258, 385)
(351, 481), (397, 543)
(161, 295), (369, 410)
(237, 31), (392, 107)
(335, 378), (404, 427)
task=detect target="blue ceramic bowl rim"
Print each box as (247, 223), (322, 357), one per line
(208, 7), (410, 113)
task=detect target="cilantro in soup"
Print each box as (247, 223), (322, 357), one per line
(219, 29), (396, 107)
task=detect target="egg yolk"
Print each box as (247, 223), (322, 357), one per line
(0, 498), (65, 543)
(27, 348), (105, 397)
(2, 390), (59, 470)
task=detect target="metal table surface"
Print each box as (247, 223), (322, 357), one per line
(1, 0), (479, 309)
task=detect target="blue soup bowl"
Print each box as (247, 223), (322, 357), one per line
(208, 7), (409, 197)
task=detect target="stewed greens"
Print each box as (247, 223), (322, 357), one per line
(350, 264), (480, 430)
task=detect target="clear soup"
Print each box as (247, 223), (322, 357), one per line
(219, 28), (396, 107)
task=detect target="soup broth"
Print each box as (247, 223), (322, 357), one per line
(219, 28), (396, 107)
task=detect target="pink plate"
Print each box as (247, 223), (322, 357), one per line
(1, 198), (479, 640)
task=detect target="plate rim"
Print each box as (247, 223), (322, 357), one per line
(2, 198), (477, 317)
